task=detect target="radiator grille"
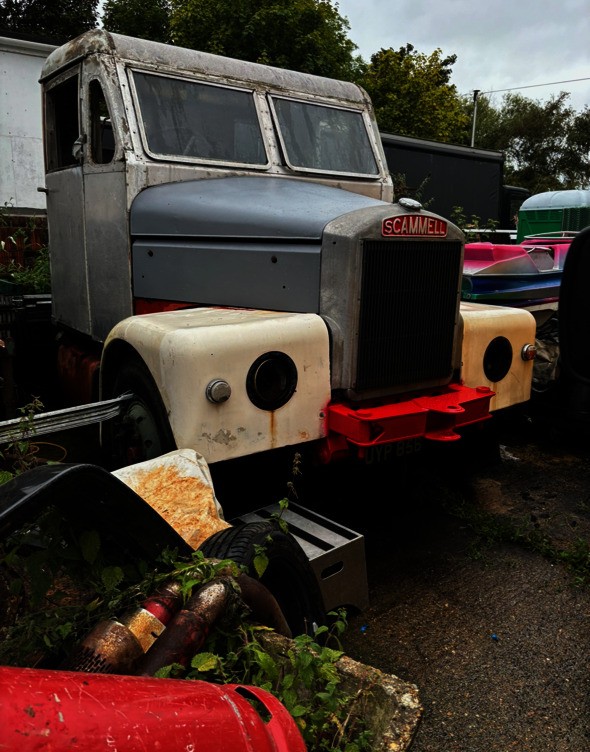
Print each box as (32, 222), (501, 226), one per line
(356, 239), (462, 391)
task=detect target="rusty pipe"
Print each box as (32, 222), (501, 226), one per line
(63, 579), (184, 674)
(137, 578), (236, 676)
(137, 574), (291, 676)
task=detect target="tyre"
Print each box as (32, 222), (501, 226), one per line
(102, 356), (176, 470)
(198, 520), (326, 637)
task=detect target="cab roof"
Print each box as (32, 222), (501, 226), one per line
(40, 29), (369, 105)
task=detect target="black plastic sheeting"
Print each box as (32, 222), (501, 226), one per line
(557, 226), (590, 420)
(0, 463), (193, 559)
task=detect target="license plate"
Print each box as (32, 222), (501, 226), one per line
(363, 438), (423, 465)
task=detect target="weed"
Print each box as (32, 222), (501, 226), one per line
(0, 506), (156, 666)
(392, 172), (433, 208)
(557, 538), (590, 586)
(7, 246), (51, 293)
(0, 397), (67, 480)
(0, 206), (51, 293)
(450, 206), (499, 240)
(0, 397), (45, 478)
(0, 530), (372, 750)
(163, 602), (372, 751)
(442, 490), (590, 587)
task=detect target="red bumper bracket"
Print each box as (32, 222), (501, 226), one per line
(326, 383), (494, 448)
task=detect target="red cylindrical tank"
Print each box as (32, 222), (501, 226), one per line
(0, 666), (306, 752)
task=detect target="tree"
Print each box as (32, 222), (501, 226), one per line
(0, 0), (98, 43)
(167, 0), (361, 79)
(102, 0), (170, 43)
(471, 92), (590, 193)
(358, 45), (469, 143)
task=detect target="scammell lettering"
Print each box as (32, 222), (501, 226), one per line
(382, 215), (448, 237)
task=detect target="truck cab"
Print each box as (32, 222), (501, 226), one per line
(39, 31), (536, 470)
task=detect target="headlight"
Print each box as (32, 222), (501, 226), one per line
(246, 351), (298, 410)
(483, 336), (513, 382)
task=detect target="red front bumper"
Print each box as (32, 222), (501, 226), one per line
(320, 383), (494, 462)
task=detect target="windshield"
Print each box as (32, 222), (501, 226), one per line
(271, 96), (379, 176)
(132, 70), (268, 165)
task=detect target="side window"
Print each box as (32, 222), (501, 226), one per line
(89, 79), (115, 165)
(132, 70), (267, 166)
(45, 72), (80, 171)
(270, 96), (379, 176)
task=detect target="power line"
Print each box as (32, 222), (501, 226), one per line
(471, 77), (589, 144)
(479, 77), (590, 95)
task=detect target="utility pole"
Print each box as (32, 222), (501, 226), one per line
(470, 89), (480, 147)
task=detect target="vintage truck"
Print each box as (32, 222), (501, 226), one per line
(2, 29), (537, 484)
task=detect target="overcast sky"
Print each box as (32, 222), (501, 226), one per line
(336, 0), (590, 113)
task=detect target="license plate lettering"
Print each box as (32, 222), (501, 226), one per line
(363, 438), (422, 465)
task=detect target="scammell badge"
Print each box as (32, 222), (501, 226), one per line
(382, 214), (448, 238)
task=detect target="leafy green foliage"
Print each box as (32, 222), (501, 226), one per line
(0, 211), (51, 294)
(391, 172), (434, 208)
(359, 45), (470, 142)
(468, 91), (590, 193)
(157, 548), (244, 600)
(0, 506), (155, 666)
(102, 0), (171, 43)
(182, 610), (372, 751)
(1, 528), (371, 750)
(102, 0), (362, 78)
(449, 206), (499, 240)
(0, 397), (48, 479)
(0, 0), (99, 43)
(2, 246), (51, 293)
(443, 490), (590, 588)
(167, 0), (361, 79)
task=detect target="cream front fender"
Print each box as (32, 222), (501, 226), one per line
(104, 308), (331, 464)
(459, 302), (537, 411)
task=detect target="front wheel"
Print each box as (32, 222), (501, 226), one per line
(101, 357), (176, 470)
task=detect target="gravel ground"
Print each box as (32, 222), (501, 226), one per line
(333, 400), (590, 751)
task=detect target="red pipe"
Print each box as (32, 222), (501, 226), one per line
(0, 665), (307, 751)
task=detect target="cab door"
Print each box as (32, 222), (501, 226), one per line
(44, 65), (90, 335)
(80, 58), (131, 341)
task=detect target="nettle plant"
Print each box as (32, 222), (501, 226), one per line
(155, 550), (373, 752)
(0, 398), (67, 482)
